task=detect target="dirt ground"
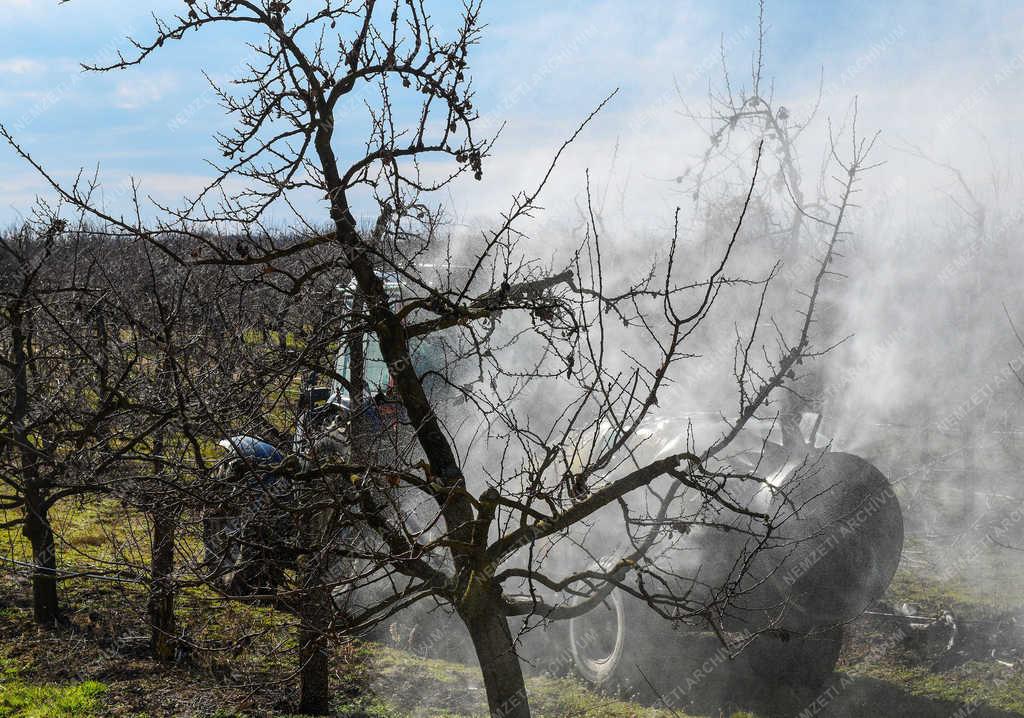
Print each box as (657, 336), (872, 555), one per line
(3, 532), (1024, 717)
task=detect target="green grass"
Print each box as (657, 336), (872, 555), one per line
(6, 488), (1024, 717)
(855, 661), (1024, 714)
(334, 696), (407, 717)
(0, 659), (106, 718)
(362, 645), (703, 718)
(887, 533), (1024, 616)
(845, 543), (1024, 716)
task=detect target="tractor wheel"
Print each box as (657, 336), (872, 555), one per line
(569, 591), (630, 689)
(568, 591), (710, 701)
(739, 625), (844, 692)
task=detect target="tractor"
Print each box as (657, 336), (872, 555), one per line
(202, 276), (905, 699)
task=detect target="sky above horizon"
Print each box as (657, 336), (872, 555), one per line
(0, 0), (1022, 230)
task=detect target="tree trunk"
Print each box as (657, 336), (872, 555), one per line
(148, 510), (177, 661)
(22, 489), (59, 625)
(297, 579), (333, 715)
(12, 307), (58, 626)
(462, 592), (531, 718)
(297, 496), (333, 716)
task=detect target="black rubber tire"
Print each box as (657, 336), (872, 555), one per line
(739, 625), (844, 691)
(568, 592), (718, 702)
(569, 596), (844, 711)
(768, 451), (904, 628)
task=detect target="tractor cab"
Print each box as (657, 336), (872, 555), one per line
(296, 271), (452, 448)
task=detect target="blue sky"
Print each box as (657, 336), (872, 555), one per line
(1, 0), (1021, 226)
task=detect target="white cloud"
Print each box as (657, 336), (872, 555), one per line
(113, 73), (178, 110)
(0, 57), (45, 75)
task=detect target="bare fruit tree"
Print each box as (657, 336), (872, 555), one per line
(1, 2), (879, 716)
(0, 218), (171, 627)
